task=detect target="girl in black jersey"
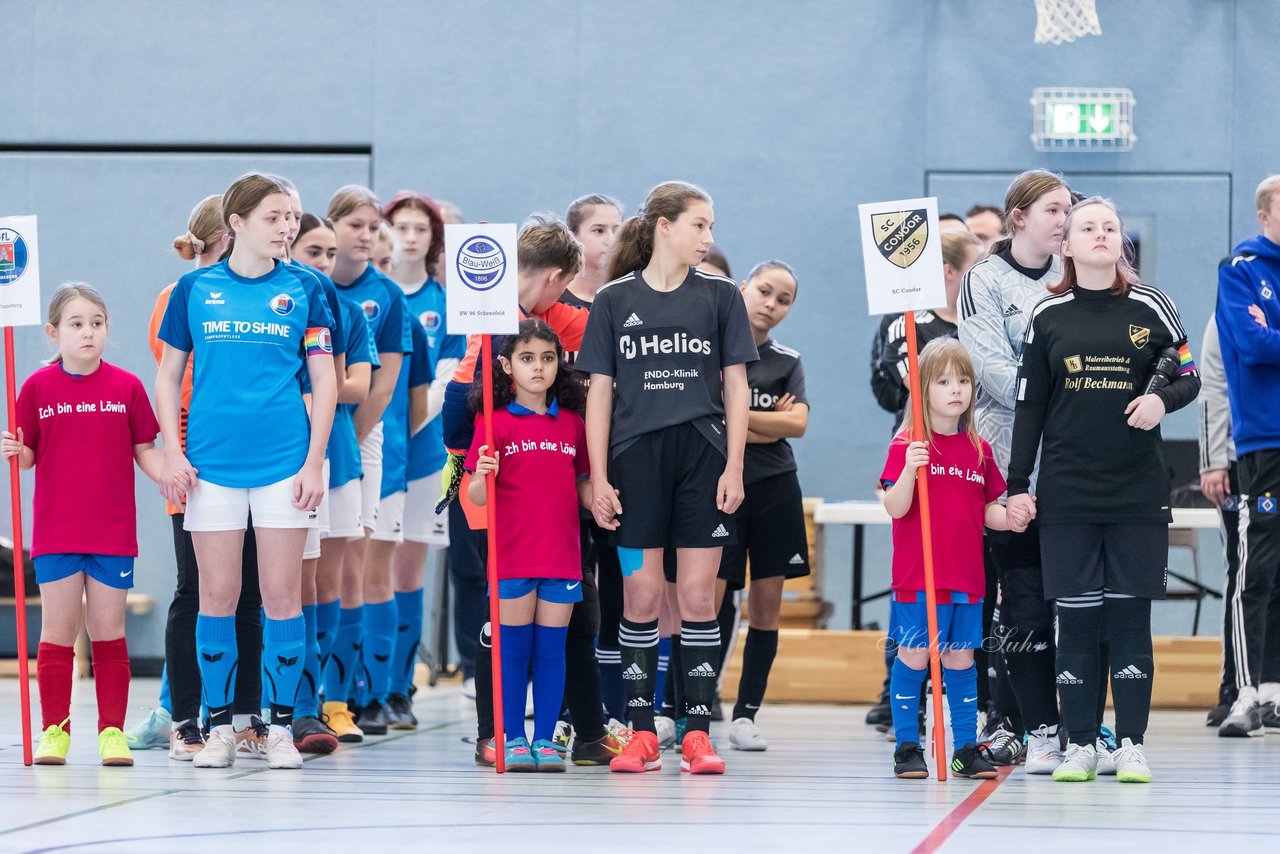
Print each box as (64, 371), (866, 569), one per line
(577, 181), (757, 775)
(715, 261), (809, 752)
(1008, 197), (1200, 784)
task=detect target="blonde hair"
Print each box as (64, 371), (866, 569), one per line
(173, 194), (225, 261)
(940, 229), (984, 270)
(327, 184), (382, 223)
(519, 213), (583, 275)
(896, 338), (984, 464)
(989, 169), (1069, 256)
(45, 283), (109, 365)
(1256, 175), (1280, 213)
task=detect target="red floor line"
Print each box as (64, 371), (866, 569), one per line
(910, 766), (1012, 854)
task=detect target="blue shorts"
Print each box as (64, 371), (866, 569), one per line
(33, 553), (135, 590)
(890, 596), (983, 650)
(497, 577), (584, 604)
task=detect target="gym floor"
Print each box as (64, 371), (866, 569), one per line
(0, 678), (1274, 853)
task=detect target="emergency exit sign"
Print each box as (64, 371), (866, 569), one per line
(1031, 87), (1135, 151)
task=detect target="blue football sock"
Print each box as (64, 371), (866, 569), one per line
(500, 622), (534, 744)
(195, 613), (239, 727)
(294, 604), (320, 719)
(260, 607), (270, 712)
(323, 607), (362, 703)
(393, 588), (424, 696)
(654, 636), (672, 712)
(315, 599), (341, 696)
(262, 615), (306, 727)
(532, 623), (569, 743)
(891, 657), (929, 746)
(943, 665), (980, 749)
(361, 599), (398, 704)
(158, 663), (172, 714)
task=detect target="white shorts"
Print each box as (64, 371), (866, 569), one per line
(372, 490), (406, 544)
(303, 461), (332, 559)
(403, 473), (449, 547)
(359, 422), (384, 533)
(184, 476), (316, 532)
(324, 479), (364, 540)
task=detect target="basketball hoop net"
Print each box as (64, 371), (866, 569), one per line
(1034, 0), (1102, 44)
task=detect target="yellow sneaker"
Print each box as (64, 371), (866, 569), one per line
(98, 726), (134, 767)
(322, 701), (363, 743)
(35, 720), (71, 765)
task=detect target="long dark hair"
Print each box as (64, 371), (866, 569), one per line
(468, 319), (586, 415)
(606, 181), (711, 281)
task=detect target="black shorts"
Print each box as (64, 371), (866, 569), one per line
(717, 471), (810, 592)
(609, 422), (734, 551)
(1039, 522), (1168, 601)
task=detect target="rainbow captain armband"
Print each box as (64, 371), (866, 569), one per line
(305, 327), (333, 357)
(1177, 342), (1197, 375)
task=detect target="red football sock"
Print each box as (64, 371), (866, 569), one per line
(37, 642), (75, 733)
(91, 638), (130, 732)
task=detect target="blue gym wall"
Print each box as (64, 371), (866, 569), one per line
(0, 0), (1270, 656)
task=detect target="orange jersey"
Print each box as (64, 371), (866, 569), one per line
(149, 283), (194, 515)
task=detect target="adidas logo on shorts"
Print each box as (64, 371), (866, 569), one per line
(622, 662), (646, 681)
(688, 662), (716, 677)
(687, 704), (712, 716)
(1056, 670), (1084, 685)
(788, 553), (805, 565)
(1113, 664), (1149, 679)
(623, 312), (644, 328)
(712, 524), (729, 538)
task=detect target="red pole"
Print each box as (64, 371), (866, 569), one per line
(480, 333), (505, 773)
(4, 327), (33, 766)
(903, 311), (947, 781)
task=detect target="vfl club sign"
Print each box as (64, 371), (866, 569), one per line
(858, 197), (945, 316)
(0, 215), (43, 327)
(871, 209), (929, 269)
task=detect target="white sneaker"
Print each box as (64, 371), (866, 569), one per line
(461, 677), (476, 701)
(1112, 738), (1152, 783)
(168, 720), (205, 761)
(193, 725), (237, 768)
(124, 706), (172, 750)
(1094, 738), (1116, 776)
(655, 715), (677, 750)
(728, 717), (768, 751)
(1024, 725), (1063, 774)
(1052, 742), (1098, 782)
(266, 725), (303, 769)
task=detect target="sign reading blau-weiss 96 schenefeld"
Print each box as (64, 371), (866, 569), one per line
(0, 215), (42, 327)
(444, 223), (519, 335)
(857, 197), (945, 316)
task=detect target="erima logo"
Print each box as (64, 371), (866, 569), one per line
(622, 663), (645, 680)
(202, 652), (224, 663)
(687, 704), (712, 716)
(688, 662), (716, 677)
(275, 654), (299, 675)
(1003, 303), (1022, 317)
(1057, 670), (1084, 685)
(712, 524), (729, 538)
(618, 331), (712, 361)
(789, 554), (805, 565)
(373, 653), (390, 662)
(1113, 665), (1148, 679)
(205, 291), (225, 305)
(623, 312), (643, 327)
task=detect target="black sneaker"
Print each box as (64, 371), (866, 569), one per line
(951, 743), (998, 779)
(354, 700), (390, 736)
(1262, 701), (1280, 732)
(1218, 694), (1264, 737)
(569, 732), (619, 766)
(893, 741), (929, 778)
(866, 702), (892, 728)
(980, 719), (1025, 766)
(386, 693), (418, 731)
(1206, 703), (1231, 727)
(292, 715), (339, 754)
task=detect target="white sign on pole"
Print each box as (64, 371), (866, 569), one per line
(444, 223), (520, 335)
(857, 197), (945, 316)
(0, 216), (42, 327)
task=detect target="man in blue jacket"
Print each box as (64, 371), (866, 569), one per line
(1217, 174), (1280, 737)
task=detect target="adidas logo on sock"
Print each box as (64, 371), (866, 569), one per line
(687, 704), (712, 716)
(622, 662), (646, 681)
(1113, 665), (1149, 679)
(688, 662), (716, 677)
(628, 697), (651, 708)
(1056, 670), (1084, 685)
(712, 524), (729, 538)
(623, 312), (643, 327)
(788, 553), (805, 565)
